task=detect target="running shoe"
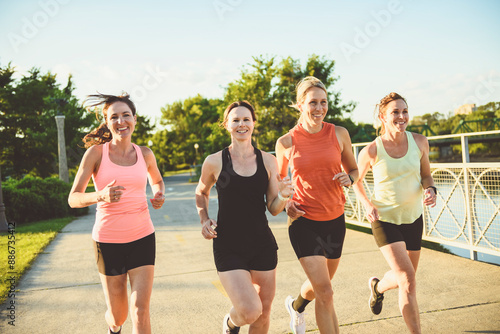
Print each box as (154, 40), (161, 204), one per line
(108, 326), (121, 334)
(368, 277), (384, 315)
(223, 313), (240, 334)
(285, 295), (306, 334)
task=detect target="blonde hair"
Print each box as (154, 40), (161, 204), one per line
(374, 92), (408, 136)
(290, 76), (327, 111)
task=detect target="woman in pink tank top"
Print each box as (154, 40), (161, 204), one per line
(68, 93), (165, 334)
(276, 77), (358, 334)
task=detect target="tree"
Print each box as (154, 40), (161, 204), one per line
(0, 63), (97, 179)
(223, 54), (357, 152)
(131, 114), (154, 147)
(154, 95), (224, 170)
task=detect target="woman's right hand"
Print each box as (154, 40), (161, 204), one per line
(201, 218), (217, 240)
(364, 203), (379, 223)
(286, 200), (305, 220)
(98, 180), (126, 203)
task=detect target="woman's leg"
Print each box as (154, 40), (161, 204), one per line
(299, 257), (340, 301)
(377, 242), (421, 334)
(299, 256), (340, 334)
(99, 273), (128, 332)
(219, 270), (264, 327)
(128, 265), (155, 334)
(248, 269), (276, 334)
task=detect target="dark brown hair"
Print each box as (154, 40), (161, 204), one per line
(220, 100), (257, 128)
(82, 93), (136, 148)
(375, 92), (408, 136)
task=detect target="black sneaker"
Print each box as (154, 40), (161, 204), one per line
(108, 326), (121, 334)
(369, 277), (384, 315)
(223, 313), (240, 334)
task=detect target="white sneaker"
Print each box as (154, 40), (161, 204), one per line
(222, 313), (240, 334)
(285, 295), (305, 334)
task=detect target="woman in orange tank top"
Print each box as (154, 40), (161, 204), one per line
(68, 93), (165, 334)
(276, 77), (358, 334)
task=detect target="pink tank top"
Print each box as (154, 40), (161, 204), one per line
(92, 142), (154, 243)
(289, 122), (345, 221)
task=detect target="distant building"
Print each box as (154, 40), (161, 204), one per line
(454, 103), (477, 115)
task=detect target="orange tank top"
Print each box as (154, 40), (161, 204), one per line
(289, 122), (345, 221)
(92, 142), (154, 243)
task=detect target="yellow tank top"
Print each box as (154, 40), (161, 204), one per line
(371, 131), (423, 225)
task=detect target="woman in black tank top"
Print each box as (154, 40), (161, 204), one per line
(195, 101), (294, 333)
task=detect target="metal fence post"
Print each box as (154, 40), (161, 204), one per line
(462, 134), (477, 260)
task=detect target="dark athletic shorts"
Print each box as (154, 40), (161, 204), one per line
(213, 245), (278, 272)
(288, 214), (346, 259)
(94, 233), (156, 276)
(371, 215), (423, 251)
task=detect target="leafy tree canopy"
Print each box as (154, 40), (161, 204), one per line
(0, 62), (97, 179)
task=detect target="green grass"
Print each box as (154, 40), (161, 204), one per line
(0, 217), (74, 303)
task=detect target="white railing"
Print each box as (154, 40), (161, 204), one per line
(345, 130), (500, 260)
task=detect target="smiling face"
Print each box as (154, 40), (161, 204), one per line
(225, 106), (255, 140)
(379, 99), (409, 134)
(105, 101), (137, 139)
(298, 87), (328, 128)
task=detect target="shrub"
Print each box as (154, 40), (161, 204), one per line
(2, 176), (88, 224)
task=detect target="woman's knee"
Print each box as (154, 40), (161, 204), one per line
(130, 303), (150, 323)
(236, 303), (263, 325)
(396, 270), (417, 294)
(313, 283), (334, 305)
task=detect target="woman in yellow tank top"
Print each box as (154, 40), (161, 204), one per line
(353, 93), (437, 334)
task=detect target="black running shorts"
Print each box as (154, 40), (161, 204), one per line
(213, 245), (278, 272)
(371, 215), (423, 251)
(288, 214), (346, 259)
(94, 233), (156, 276)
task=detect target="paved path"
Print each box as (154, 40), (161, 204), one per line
(1, 173), (500, 333)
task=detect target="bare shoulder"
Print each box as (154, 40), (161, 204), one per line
(334, 125), (352, 145)
(334, 125), (349, 137)
(276, 132), (292, 150)
(84, 144), (102, 162)
(203, 151), (223, 170)
(411, 132), (429, 150)
(261, 150), (278, 167)
(139, 145), (154, 158)
(360, 140), (378, 160)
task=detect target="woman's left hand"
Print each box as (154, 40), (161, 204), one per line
(333, 172), (352, 187)
(424, 187), (437, 207)
(150, 191), (165, 209)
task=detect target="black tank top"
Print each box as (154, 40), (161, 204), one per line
(214, 147), (277, 251)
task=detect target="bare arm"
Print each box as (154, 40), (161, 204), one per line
(195, 153), (221, 239)
(68, 146), (125, 208)
(275, 133), (292, 179)
(263, 152), (294, 216)
(333, 126), (359, 187)
(352, 142), (380, 222)
(142, 146), (165, 209)
(276, 133), (305, 219)
(414, 133), (437, 207)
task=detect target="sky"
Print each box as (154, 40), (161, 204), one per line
(1, 0), (499, 128)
